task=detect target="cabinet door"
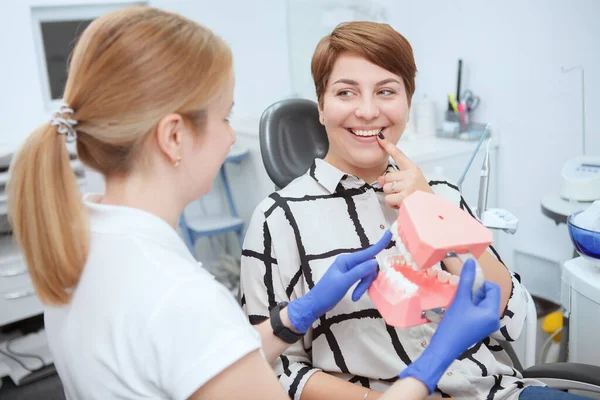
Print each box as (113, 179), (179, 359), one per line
(0, 285), (44, 326)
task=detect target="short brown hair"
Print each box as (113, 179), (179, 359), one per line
(311, 21), (417, 106)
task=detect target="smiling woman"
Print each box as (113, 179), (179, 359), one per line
(241, 20), (538, 400)
(318, 54), (410, 183)
(311, 22), (416, 184)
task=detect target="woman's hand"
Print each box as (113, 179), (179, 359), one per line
(286, 231), (392, 334)
(433, 260), (501, 355)
(398, 259), (501, 394)
(376, 134), (433, 209)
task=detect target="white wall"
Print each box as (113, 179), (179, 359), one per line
(0, 0), (290, 198)
(2, 0), (599, 303)
(0, 0), (290, 146)
(383, 0), (600, 302)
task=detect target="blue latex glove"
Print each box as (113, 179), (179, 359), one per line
(287, 230), (392, 334)
(399, 259), (501, 394)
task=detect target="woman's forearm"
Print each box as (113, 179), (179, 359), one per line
(300, 372), (383, 400)
(476, 251), (512, 314)
(379, 377), (429, 400)
(255, 308), (299, 364)
(443, 251), (512, 316)
(254, 321), (386, 400)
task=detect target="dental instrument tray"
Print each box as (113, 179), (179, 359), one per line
(369, 191), (492, 328)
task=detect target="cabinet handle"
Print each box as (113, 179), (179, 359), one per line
(0, 268), (27, 277)
(4, 289), (36, 300)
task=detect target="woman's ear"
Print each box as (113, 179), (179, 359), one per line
(155, 113), (185, 167)
(318, 103), (325, 126)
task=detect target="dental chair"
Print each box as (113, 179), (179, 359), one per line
(259, 98), (600, 395)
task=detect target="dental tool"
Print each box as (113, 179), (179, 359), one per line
(456, 123), (520, 234)
(477, 138), (491, 219)
(457, 123), (491, 193)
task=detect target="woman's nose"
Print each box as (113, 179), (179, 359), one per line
(354, 97), (380, 120)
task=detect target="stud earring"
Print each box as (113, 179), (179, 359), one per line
(172, 156), (182, 167)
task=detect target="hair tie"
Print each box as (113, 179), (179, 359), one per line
(50, 103), (78, 142)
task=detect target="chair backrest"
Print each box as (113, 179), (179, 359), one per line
(259, 98), (329, 189)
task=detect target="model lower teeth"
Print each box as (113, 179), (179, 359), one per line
(437, 271), (451, 283)
(427, 264), (441, 277)
(387, 267), (418, 294)
(384, 222), (461, 285)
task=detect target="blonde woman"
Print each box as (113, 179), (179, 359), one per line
(9, 7), (500, 400)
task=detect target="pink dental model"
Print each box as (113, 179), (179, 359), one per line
(369, 190), (493, 328)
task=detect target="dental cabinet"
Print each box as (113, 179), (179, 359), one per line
(561, 257), (600, 366)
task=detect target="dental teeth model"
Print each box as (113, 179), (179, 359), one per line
(369, 191), (493, 328)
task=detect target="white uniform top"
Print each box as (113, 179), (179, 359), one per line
(45, 194), (261, 400)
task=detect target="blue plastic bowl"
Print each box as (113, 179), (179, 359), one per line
(568, 211), (600, 262)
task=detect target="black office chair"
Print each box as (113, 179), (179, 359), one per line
(258, 98), (600, 394)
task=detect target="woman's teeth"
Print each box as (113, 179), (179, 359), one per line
(350, 128), (382, 137)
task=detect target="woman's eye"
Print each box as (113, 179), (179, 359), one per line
(337, 90), (354, 97)
(378, 89), (395, 96)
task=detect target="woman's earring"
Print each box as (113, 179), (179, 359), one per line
(172, 156), (182, 167)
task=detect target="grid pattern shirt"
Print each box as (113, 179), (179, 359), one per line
(240, 158), (542, 400)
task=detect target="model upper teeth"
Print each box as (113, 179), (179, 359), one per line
(389, 222), (417, 270)
(351, 128), (382, 137)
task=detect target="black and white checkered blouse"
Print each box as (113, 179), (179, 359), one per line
(240, 158), (542, 400)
